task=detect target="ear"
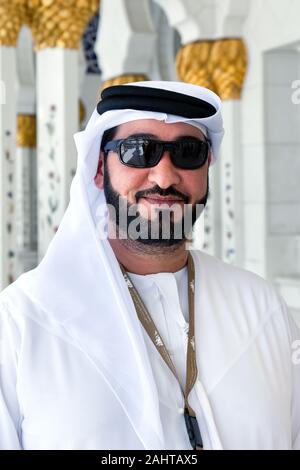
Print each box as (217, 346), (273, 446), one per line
(94, 151), (105, 189)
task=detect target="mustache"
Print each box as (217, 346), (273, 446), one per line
(135, 185), (189, 204)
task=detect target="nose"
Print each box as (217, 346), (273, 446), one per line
(147, 151), (181, 189)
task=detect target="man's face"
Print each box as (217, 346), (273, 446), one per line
(95, 119), (211, 246)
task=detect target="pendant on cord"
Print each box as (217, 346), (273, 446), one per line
(184, 409), (203, 450)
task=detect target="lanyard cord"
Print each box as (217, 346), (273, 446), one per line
(119, 253), (203, 450)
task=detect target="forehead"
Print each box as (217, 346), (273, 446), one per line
(114, 119), (205, 140)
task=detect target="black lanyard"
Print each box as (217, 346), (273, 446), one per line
(119, 253), (203, 450)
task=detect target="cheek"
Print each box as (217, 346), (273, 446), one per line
(107, 156), (149, 200)
(181, 168), (208, 201)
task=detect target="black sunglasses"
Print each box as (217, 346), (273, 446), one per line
(102, 137), (210, 170)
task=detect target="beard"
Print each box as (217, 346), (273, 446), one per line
(103, 161), (209, 249)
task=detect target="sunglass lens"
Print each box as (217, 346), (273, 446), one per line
(120, 140), (162, 168)
(173, 141), (208, 169)
(120, 141), (147, 167)
(144, 141), (163, 166)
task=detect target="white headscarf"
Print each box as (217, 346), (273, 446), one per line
(14, 81), (224, 449)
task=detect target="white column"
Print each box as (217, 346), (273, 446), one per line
(15, 146), (38, 273)
(156, 0), (248, 264)
(15, 27), (38, 277)
(95, 0), (156, 80)
(37, 49), (79, 259)
(150, 2), (178, 81)
(154, 0), (216, 44)
(202, 164), (222, 257)
(215, 0), (249, 39)
(0, 47), (17, 290)
(214, 0), (248, 266)
(15, 146), (33, 254)
(220, 101), (243, 266)
(190, 164), (222, 256)
(264, 50), (300, 321)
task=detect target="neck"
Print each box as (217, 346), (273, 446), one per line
(109, 237), (189, 274)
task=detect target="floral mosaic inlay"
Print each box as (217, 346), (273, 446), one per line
(40, 105), (61, 237)
(5, 130), (16, 284)
(224, 161), (235, 263)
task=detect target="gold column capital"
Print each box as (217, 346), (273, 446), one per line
(100, 74), (149, 94)
(210, 38), (247, 100)
(176, 38), (247, 101)
(0, 0), (29, 47)
(176, 40), (217, 93)
(27, 0), (100, 50)
(17, 114), (37, 148)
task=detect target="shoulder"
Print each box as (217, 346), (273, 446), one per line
(0, 281), (29, 339)
(0, 275), (48, 340)
(0, 282), (28, 362)
(193, 249), (278, 295)
(192, 251), (300, 378)
(192, 250), (287, 324)
(0, 276), (81, 350)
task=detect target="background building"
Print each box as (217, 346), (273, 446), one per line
(0, 0), (299, 326)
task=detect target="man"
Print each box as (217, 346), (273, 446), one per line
(0, 81), (299, 450)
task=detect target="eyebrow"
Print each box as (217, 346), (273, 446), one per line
(126, 133), (157, 139)
(125, 133), (206, 141)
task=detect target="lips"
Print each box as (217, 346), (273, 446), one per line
(141, 196), (183, 206)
